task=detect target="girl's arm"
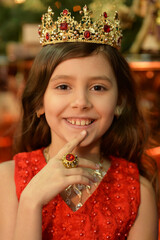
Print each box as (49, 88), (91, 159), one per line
(0, 161), (43, 240)
(127, 176), (159, 240)
(0, 161), (18, 240)
(13, 192), (42, 240)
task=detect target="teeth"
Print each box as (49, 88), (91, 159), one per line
(75, 120), (81, 125)
(67, 119), (93, 126)
(81, 120), (86, 126)
(85, 120), (90, 125)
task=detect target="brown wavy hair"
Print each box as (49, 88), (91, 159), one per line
(13, 43), (158, 191)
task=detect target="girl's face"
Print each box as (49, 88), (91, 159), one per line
(41, 53), (118, 149)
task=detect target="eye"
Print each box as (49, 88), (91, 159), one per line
(91, 85), (107, 91)
(56, 84), (70, 90)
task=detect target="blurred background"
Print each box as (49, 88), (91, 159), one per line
(0, 0), (159, 164)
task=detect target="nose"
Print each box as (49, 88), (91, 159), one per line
(70, 90), (92, 110)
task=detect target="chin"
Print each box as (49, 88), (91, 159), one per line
(78, 141), (89, 147)
(79, 136), (99, 148)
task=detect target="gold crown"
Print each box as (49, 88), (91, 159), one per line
(38, 5), (122, 49)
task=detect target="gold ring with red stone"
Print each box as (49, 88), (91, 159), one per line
(62, 153), (78, 168)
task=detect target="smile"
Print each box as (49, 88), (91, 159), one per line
(66, 118), (95, 126)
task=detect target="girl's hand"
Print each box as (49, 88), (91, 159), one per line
(21, 130), (98, 207)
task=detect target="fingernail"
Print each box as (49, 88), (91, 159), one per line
(81, 130), (86, 136)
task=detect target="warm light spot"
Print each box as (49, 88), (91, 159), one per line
(55, 1), (61, 9)
(73, 5), (81, 12)
(0, 137), (12, 147)
(14, 0), (26, 3)
(146, 71), (154, 79)
(146, 147), (160, 157)
(129, 62), (160, 70)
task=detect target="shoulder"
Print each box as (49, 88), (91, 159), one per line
(139, 176), (157, 217)
(0, 160), (15, 180)
(0, 161), (16, 194)
(127, 176), (158, 240)
(139, 175), (155, 195)
(139, 176), (157, 215)
(0, 160), (17, 207)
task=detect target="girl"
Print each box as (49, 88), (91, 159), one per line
(0, 6), (158, 240)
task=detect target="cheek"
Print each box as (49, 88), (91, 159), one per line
(98, 107), (115, 138)
(96, 97), (117, 118)
(95, 96), (117, 134)
(43, 97), (59, 123)
(44, 93), (62, 114)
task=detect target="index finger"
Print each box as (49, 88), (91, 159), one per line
(56, 130), (87, 159)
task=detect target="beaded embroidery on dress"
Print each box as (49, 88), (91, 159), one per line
(14, 149), (140, 240)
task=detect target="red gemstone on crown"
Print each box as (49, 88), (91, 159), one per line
(46, 32), (50, 40)
(84, 30), (91, 39)
(66, 154), (75, 161)
(60, 22), (68, 30)
(104, 25), (111, 33)
(38, 29), (41, 36)
(63, 9), (68, 15)
(103, 12), (108, 18)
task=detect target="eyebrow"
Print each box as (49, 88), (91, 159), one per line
(50, 75), (113, 83)
(50, 75), (74, 81)
(88, 75), (112, 83)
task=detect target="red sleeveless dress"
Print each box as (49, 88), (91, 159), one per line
(14, 148), (140, 240)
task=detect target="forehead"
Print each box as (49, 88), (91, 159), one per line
(52, 53), (115, 80)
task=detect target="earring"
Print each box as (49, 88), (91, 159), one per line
(114, 106), (122, 118)
(36, 112), (41, 118)
(36, 107), (45, 118)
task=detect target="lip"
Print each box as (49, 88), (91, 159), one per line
(65, 117), (95, 120)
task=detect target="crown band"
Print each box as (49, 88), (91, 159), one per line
(38, 5), (122, 49)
